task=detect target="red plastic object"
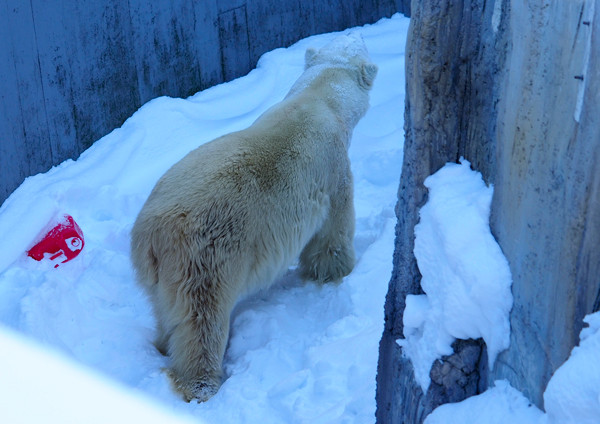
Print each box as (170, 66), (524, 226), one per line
(27, 214), (85, 268)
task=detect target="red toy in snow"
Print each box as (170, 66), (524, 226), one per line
(27, 214), (85, 268)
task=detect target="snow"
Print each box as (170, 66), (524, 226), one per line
(543, 311), (600, 424)
(425, 312), (600, 424)
(397, 159), (600, 423)
(0, 14), (408, 424)
(397, 159), (513, 392)
(425, 380), (545, 424)
(0, 325), (199, 424)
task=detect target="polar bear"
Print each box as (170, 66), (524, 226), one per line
(130, 33), (377, 402)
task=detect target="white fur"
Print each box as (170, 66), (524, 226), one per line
(130, 33), (377, 402)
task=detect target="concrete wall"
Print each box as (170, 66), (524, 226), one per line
(0, 0), (409, 206)
(490, 0), (599, 406)
(376, 0), (599, 422)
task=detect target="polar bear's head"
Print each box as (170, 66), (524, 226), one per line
(284, 32), (378, 131)
(303, 32), (378, 89)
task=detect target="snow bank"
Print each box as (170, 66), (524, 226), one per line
(544, 311), (600, 424)
(425, 312), (600, 424)
(424, 380), (544, 424)
(0, 325), (199, 424)
(411, 163), (599, 423)
(0, 14), (409, 423)
(397, 159), (513, 392)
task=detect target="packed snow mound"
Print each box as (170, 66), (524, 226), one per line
(0, 325), (199, 424)
(398, 159), (513, 392)
(425, 380), (544, 424)
(544, 311), (600, 424)
(411, 162), (598, 424)
(426, 312), (600, 424)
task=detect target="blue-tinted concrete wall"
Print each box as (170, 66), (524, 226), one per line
(0, 0), (409, 205)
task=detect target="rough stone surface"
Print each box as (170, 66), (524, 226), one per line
(0, 0), (409, 206)
(427, 339), (488, 408)
(490, 0), (600, 406)
(376, 0), (506, 421)
(376, 0), (599, 422)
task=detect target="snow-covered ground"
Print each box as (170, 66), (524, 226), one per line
(1, 13), (598, 424)
(0, 14), (407, 424)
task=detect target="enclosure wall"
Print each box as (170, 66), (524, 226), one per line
(0, 0), (409, 205)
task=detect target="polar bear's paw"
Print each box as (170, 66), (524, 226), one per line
(168, 370), (221, 403)
(299, 244), (355, 284)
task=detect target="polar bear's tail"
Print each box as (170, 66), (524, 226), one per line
(130, 214), (160, 289)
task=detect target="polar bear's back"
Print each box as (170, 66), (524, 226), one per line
(131, 92), (347, 295)
(153, 90), (342, 202)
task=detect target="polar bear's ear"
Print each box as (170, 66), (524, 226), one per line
(304, 48), (318, 69)
(360, 62), (378, 89)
